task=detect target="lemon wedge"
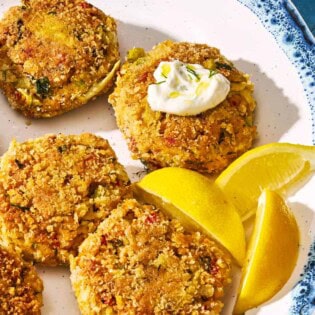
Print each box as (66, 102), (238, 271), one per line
(216, 143), (315, 220)
(234, 190), (299, 314)
(135, 167), (246, 266)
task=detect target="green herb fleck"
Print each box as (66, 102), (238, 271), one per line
(208, 69), (217, 78)
(187, 74), (193, 81)
(2, 70), (7, 82)
(154, 80), (166, 85)
(57, 145), (67, 153)
(92, 185), (104, 198)
(48, 11), (57, 15)
(35, 77), (51, 98)
(16, 19), (24, 43)
(127, 47), (146, 63)
(215, 62), (232, 71)
(15, 159), (24, 169)
(186, 66), (200, 81)
(109, 239), (124, 249)
(10, 204), (30, 212)
(219, 129), (230, 144)
(161, 73), (167, 79)
(107, 157), (117, 163)
(245, 116), (253, 127)
(200, 256), (212, 272)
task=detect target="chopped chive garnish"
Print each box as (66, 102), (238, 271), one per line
(208, 69), (217, 78)
(161, 73), (167, 79)
(186, 66), (200, 81)
(154, 80), (166, 85)
(187, 74), (193, 81)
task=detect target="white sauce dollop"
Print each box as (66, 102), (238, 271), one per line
(147, 60), (230, 116)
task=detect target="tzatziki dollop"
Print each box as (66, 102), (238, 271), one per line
(147, 60), (230, 116)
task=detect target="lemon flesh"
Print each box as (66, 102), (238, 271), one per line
(233, 190), (299, 314)
(135, 167), (246, 266)
(216, 143), (315, 221)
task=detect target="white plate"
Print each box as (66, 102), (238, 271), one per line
(0, 1), (314, 314)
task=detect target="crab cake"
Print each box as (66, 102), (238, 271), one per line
(0, 0), (119, 118)
(0, 133), (131, 266)
(109, 40), (257, 173)
(0, 245), (43, 315)
(70, 198), (231, 314)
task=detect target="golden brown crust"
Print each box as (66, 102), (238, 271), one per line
(109, 40), (257, 173)
(0, 0), (119, 118)
(0, 133), (131, 266)
(70, 199), (231, 314)
(0, 245), (43, 315)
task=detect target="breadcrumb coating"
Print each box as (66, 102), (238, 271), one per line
(70, 199), (231, 314)
(0, 245), (43, 315)
(0, 0), (119, 117)
(0, 133), (131, 266)
(109, 40), (257, 173)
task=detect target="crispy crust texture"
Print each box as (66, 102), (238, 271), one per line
(0, 0), (119, 118)
(0, 245), (43, 315)
(109, 40), (257, 173)
(0, 133), (131, 266)
(70, 198), (231, 314)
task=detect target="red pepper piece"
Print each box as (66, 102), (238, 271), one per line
(165, 137), (176, 145)
(101, 295), (116, 306)
(101, 234), (107, 246)
(80, 2), (91, 9)
(145, 212), (159, 224)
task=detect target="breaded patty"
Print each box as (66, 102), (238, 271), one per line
(109, 41), (257, 173)
(0, 133), (131, 266)
(70, 198), (231, 314)
(0, 245), (43, 315)
(0, 0), (119, 118)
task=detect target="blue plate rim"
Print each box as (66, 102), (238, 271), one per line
(285, 0), (315, 46)
(237, 1), (315, 314)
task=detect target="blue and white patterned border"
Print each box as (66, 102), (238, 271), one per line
(237, 0), (314, 143)
(237, 1), (315, 314)
(290, 243), (315, 315)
